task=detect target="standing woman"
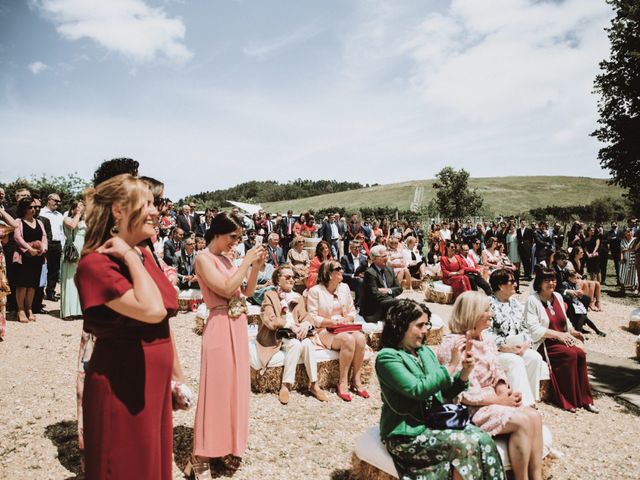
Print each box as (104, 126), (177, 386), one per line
(506, 223), (521, 291)
(0, 205), (18, 338)
(75, 174), (179, 479)
(13, 197), (47, 323)
(192, 213), (265, 472)
(583, 226), (601, 283)
(60, 200), (86, 319)
(620, 229), (638, 293)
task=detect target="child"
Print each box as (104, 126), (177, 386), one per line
(566, 271), (606, 337)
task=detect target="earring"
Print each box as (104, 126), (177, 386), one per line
(110, 222), (120, 236)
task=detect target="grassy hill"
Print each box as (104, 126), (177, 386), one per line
(262, 176), (624, 215)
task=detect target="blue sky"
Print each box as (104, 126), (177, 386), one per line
(0, 0), (614, 199)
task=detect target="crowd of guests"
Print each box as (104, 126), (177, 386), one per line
(1, 165), (639, 480)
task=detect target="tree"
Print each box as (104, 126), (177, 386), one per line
(0, 173), (90, 212)
(430, 167), (484, 219)
(592, 0), (640, 212)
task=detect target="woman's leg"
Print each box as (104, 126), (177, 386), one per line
(403, 268), (412, 289)
(523, 408), (543, 480)
(497, 410), (532, 480)
(25, 287), (36, 320)
(350, 332), (367, 388)
(16, 287), (27, 322)
(331, 333), (355, 391)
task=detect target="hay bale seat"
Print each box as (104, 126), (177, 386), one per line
(636, 335), (640, 362)
(364, 314), (445, 351)
(249, 331), (374, 393)
(629, 309), (640, 334)
(177, 289), (204, 313)
(352, 425), (554, 480)
(425, 281), (454, 305)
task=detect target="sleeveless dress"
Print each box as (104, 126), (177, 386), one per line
(193, 250), (250, 457)
(506, 232), (520, 263)
(60, 220), (86, 318)
(76, 248), (178, 480)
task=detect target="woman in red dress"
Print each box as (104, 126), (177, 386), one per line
(75, 174), (180, 479)
(524, 268), (597, 413)
(440, 240), (472, 299)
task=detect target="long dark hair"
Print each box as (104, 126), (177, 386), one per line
(204, 213), (244, 244)
(380, 299), (431, 350)
(16, 197), (34, 218)
(315, 240), (331, 260)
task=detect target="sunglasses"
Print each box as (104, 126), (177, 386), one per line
(332, 266), (343, 272)
(282, 274), (294, 280)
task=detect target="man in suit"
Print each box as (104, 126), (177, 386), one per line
(265, 233), (285, 267)
(549, 222), (565, 252)
(175, 238), (199, 290)
(163, 227), (184, 266)
(459, 243), (492, 295)
(606, 221), (622, 285)
(346, 213), (362, 257)
(360, 245), (403, 323)
(281, 210), (296, 257)
(320, 214), (341, 259)
(340, 240), (368, 307)
(461, 219), (477, 246)
(176, 205), (195, 235)
(517, 218), (534, 279)
(552, 252), (591, 323)
(533, 221), (553, 266)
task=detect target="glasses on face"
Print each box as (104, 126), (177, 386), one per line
(281, 274), (294, 280)
(51, 199), (61, 204)
(332, 266), (343, 272)
(543, 278), (557, 284)
(185, 243), (195, 247)
(28, 206), (36, 210)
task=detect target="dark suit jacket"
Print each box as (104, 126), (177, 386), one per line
(347, 221), (362, 240)
(36, 215), (53, 243)
(517, 227), (534, 247)
(281, 216), (296, 238)
(320, 221), (339, 243)
(606, 228), (622, 253)
(266, 245), (285, 266)
(340, 253), (368, 279)
(176, 214), (195, 234)
(360, 265), (402, 316)
(163, 238), (181, 266)
(175, 250), (198, 289)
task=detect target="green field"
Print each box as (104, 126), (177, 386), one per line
(262, 176), (624, 216)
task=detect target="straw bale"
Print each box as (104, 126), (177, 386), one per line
(629, 319), (640, 335)
(539, 379), (552, 403)
(251, 358), (373, 393)
(351, 452), (396, 480)
(193, 316), (205, 336)
(367, 328), (443, 352)
(424, 286), (453, 305)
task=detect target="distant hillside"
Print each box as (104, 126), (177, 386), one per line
(261, 176), (624, 216)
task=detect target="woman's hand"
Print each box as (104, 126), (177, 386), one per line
(496, 389), (522, 407)
(97, 237), (137, 261)
(448, 336), (466, 369)
(459, 350), (475, 381)
(558, 331), (577, 346)
(243, 244), (265, 266)
(570, 330), (585, 342)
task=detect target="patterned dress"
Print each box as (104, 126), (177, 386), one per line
(620, 237), (637, 289)
(438, 334), (521, 436)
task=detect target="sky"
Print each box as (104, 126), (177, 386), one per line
(0, 0), (615, 200)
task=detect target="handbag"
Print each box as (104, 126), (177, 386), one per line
(63, 229), (80, 262)
(326, 324), (362, 334)
(275, 326), (316, 340)
(423, 397), (470, 430)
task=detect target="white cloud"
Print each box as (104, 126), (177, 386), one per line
(34, 0), (193, 63)
(243, 23), (324, 60)
(28, 61), (49, 74)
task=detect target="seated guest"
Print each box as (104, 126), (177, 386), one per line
(244, 229), (257, 252)
(359, 245), (403, 323)
(489, 269), (548, 405)
(496, 242), (517, 273)
(481, 237), (501, 273)
(305, 240), (332, 289)
(440, 240), (472, 300)
(552, 252), (591, 320)
(566, 247), (602, 311)
(256, 264), (328, 404)
(439, 291), (543, 480)
(387, 236), (412, 289)
(307, 261), (368, 401)
(163, 227), (184, 266)
(286, 235), (310, 281)
(459, 243), (492, 295)
(195, 236), (206, 253)
(175, 238), (199, 290)
(354, 232), (370, 256)
(300, 215), (317, 238)
(403, 236), (426, 280)
(376, 299), (506, 480)
(524, 268), (598, 413)
(250, 262), (275, 305)
(564, 271), (605, 336)
(265, 232), (285, 267)
(340, 240), (368, 307)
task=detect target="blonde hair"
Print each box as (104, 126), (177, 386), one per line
(448, 291), (490, 334)
(82, 174), (151, 254)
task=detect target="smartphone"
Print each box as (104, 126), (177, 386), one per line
(255, 236), (263, 246)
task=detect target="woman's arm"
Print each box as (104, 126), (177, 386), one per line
(64, 211), (82, 231)
(195, 246), (262, 299)
(260, 293), (287, 330)
(13, 220), (37, 255)
(0, 207), (18, 228)
(101, 241), (167, 323)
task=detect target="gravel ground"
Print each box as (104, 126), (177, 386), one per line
(0, 291), (638, 480)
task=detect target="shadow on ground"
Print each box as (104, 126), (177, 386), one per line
(330, 468), (356, 480)
(44, 420), (83, 480)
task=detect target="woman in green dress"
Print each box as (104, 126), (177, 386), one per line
(376, 299), (505, 480)
(60, 200), (86, 319)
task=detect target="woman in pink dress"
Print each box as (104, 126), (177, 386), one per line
(191, 213), (266, 474)
(438, 291), (544, 480)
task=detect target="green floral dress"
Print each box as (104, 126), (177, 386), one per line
(376, 346), (505, 480)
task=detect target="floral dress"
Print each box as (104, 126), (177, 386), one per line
(438, 334), (520, 436)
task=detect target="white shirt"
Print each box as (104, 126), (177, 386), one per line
(330, 222), (339, 240)
(40, 206), (64, 241)
(352, 253), (361, 272)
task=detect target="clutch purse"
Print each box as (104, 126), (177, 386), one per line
(228, 297), (248, 318)
(275, 326), (316, 340)
(326, 324), (363, 334)
(423, 397), (470, 430)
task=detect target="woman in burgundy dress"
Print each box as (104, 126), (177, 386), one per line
(440, 240), (472, 299)
(524, 267), (598, 413)
(75, 174), (180, 479)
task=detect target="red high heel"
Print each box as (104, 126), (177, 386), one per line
(350, 385), (370, 399)
(336, 385), (352, 402)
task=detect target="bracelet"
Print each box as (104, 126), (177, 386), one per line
(124, 248), (144, 263)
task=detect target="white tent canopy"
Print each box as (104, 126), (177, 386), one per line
(226, 200), (263, 216)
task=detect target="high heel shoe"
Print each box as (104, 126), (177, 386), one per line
(350, 384), (370, 399)
(184, 455), (212, 479)
(336, 385), (352, 402)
